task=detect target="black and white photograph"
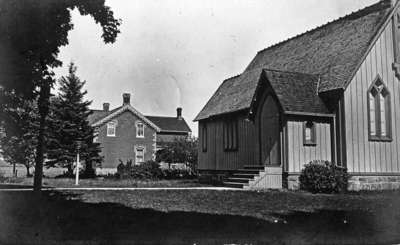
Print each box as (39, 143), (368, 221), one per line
(1, 0), (400, 244)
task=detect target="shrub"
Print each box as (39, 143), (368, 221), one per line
(0, 171), (6, 183)
(116, 159), (163, 180)
(299, 160), (348, 194)
(116, 159), (197, 180)
(161, 168), (197, 180)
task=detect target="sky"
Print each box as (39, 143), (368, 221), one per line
(53, 0), (378, 136)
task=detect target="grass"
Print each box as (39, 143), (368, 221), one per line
(1, 189), (400, 244)
(2, 177), (208, 188)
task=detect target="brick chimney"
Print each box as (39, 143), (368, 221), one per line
(177, 107), (182, 120)
(103, 103), (110, 111)
(122, 93), (131, 105)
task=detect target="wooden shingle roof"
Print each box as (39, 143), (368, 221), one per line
(195, 68), (263, 121)
(262, 69), (330, 114)
(195, 0), (394, 121)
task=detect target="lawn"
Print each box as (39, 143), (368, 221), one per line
(1, 177), (208, 188)
(1, 189), (400, 244)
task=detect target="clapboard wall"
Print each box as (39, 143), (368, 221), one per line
(344, 18), (400, 174)
(198, 113), (258, 170)
(287, 120), (332, 173)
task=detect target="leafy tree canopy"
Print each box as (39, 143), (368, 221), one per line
(0, 0), (121, 97)
(156, 137), (198, 170)
(0, 0), (121, 190)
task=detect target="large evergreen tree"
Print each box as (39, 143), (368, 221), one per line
(47, 63), (102, 177)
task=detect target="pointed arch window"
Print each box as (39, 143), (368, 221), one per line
(367, 76), (391, 141)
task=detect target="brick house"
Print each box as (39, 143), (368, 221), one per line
(88, 93), (191, 172)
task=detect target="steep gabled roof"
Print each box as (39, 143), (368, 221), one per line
(246, 0), (393, 92)
(195, 0), (395, 121)
(262, 69), (330, 114)
(195, 68), (263, 121)
(145, 116), (192, 133)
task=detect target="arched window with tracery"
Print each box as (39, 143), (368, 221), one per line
(367, 75), (391, 141)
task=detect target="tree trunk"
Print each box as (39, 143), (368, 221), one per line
(67, 165), (74, 177)
(26, 165), (31, 177)
(33, 83), (50, 192)
(84, 161), (95, 178)
(12, 163), (16, 177)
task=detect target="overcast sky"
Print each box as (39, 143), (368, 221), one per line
(53, 0), (378, 136)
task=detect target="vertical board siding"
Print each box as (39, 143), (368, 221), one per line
(344, 20), (400, 173)
(198, 115), (258, 170)
(287, 120), (331, 173)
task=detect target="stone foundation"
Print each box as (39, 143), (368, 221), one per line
(348, 176), (400, 191)
(287, 175), (300, 190)
(286, 174), (400, 191)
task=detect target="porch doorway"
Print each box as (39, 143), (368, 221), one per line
(259, 95), (281, 166)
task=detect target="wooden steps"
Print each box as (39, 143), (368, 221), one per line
(223, 165), (263, 189)
(223, 165), (283, 189)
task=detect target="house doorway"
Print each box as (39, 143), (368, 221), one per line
(259, 95), (281, 166)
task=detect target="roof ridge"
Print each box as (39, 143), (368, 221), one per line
(262, 68), (319, 77)
(146, 115), (179, 119)
(255, 0), (390, 56)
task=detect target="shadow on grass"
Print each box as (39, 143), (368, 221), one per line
(0, 191), (399, 245)
(0, 183), (33, 189)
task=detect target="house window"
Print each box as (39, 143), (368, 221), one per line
(135, 147), (145, 164)
(202, 123), (207, 152)
(93, 129), (99, 143)
(136, 122), (144, 138)
(368, 76), (391, 141)
(223, 119), (238, 151)
(107, 121), (116, 137)
(303, 121), (316, 146)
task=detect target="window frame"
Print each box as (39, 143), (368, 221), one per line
(135, 146), (145, 164)
(106, 121), (117, 137)
(223, 119), (238, 152)
(367, 75), (392, 142)
(93, 128), (99, 143)
(303, 121), (316, 146)
(136, 121), (145, 138)
(201, 123), (207, 152)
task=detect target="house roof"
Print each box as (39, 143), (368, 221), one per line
(145, 116), (192, 133)
(88, 106), (191, 133)
(88, 107), (121, 125)
(89, 105), (161, 132)
(195, 0), (395, 121)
